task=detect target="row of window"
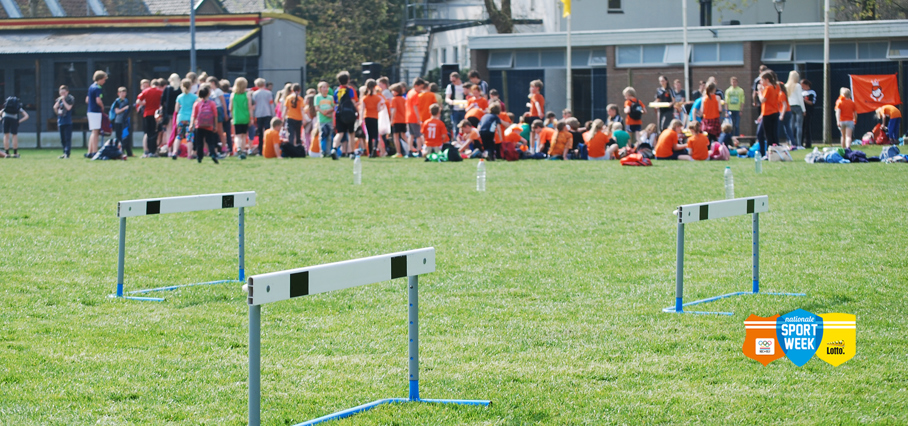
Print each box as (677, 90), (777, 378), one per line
(763, 41), (908, 62)
(488, 43), (743, 69)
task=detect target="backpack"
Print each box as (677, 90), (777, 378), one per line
(620, 153), (652, 166)
(709, 142), (730, 161)
(441, 143), (462, 162)
(768, 145), (792, 162)
(280, 142), (307, 158)
(501, 141), (519, 161)
(196, 100), (216, 130)
(880, 145), (900, 161)
(4, 96), (20, 114)
(337, 87), (358, 126)
(628, 99), (644, 120)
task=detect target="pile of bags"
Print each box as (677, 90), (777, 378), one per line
(804, 146), (904, 164)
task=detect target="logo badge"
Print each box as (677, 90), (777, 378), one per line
(776, 309), (823, 367)
(816, 313), (856, 366)
(743, 315), (785, 366)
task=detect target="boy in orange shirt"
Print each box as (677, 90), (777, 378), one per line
(421, 103), (449, 156)
(389, 83), (408, 157)
(527, 80), (545, 124)
(263, 117), (282, 159)
(417, 84), (437, 132)
(622, 86), (646, 146)
(655, 119), (692, 161)
(685, 121), (710, 161)
(877, 104), (902, 142)
(835, 87), (857, 149)
(465, 85), (488, 127)
(406, 78), (427, 156)
(456, 119), (482, 156)
(531, 119), (556, 157)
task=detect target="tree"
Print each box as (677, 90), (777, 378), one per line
(834, 0), (908, 20)
(483, 0), (513, 34)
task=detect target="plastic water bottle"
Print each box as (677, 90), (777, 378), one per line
(476, 159), (486, 192)
(724, 166), (734, 199)
(353, 155), (362, 185)
(754, 153), (763, 174)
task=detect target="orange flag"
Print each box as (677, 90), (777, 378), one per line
(849, 74), (901, 114)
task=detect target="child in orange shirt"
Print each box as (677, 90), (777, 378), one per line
(531, 119), (555, 157)
(406, 78), (427, 156)
(547, 121), (572, 160)
(622, 87), (646, 145)
(527, 80), (545, 124)
(263, 117), (282, 159)
(421, 103), (449, 155)
(465, 85), (489, 127)
(756, 71), (780, 158)
(584, 119), (611, 160)
(655, 119), (692, 161)
(686, 121), (710, 161)
(835, 87), (857, 149)
(389, 83), (408, 157)
(360, 79), (384, 157)
(456, 119), (482, 156)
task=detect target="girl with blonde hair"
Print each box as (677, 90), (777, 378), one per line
(785, 70), (805, 147)
(230, 77), (254, 158)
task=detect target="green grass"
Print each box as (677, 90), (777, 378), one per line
(1, 147), (906, 425)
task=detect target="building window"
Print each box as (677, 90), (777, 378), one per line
(540, 50), (565, 67)
(795, 44), (823, 62)
(572, 49), (590, 67)
(857, 42), (887, 60)
(589, 49), (607, 67)
(889, 41), (908, 59)
(663, 44), (687, 64)
(488, 51), (514, 68)
(762, 44), (792, 62)
(453, 46), (459, 65)
(617, 45), (667, 66)
(608, 0), (622, 13)
(830, 43), (856, 61)
(516, 50), (539, 68)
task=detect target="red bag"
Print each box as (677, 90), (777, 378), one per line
(195, 100), (217, 130)
(620, 153), (652, 166)
(501, 142), (519, 161)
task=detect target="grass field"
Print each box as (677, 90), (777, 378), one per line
(1, 147), (906, 425)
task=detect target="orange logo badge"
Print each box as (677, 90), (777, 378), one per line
(742, 314), (785, 366)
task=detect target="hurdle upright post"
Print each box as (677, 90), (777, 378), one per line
(752, 212), (759, 294)
(675, 222), (684, 313)
(239, 206), (246, 282)
(249, 301), (261, 426)
(117, 217), (126, 298)
(408, 275), (419, 401)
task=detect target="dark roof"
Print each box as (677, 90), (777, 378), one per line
(0, 27), (257, 54)
(4, 0), (250, 17)
(219, 0), (263, 14)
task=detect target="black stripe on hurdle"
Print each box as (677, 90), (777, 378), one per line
(391, 255), (407, 279)
(146, 200), (161, 215)
(222, 195), (234, 208)
(747, 199), (755, 214)
(699, 205), (709, 221)
(290, 271), (309, 298)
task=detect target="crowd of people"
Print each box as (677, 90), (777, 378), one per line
(0, 65), (902, 162)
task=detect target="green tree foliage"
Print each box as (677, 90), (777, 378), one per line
(834, 0), (908, 20)
(274, 0), (406, 87)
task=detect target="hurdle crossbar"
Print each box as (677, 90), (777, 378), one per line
(111, 191), (255, 302)
(662, 196), (805, 315)
(245, 247), (490, 426)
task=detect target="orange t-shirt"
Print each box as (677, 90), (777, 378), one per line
(405, 89), (420, 124)
(461, 128), (480, 145)
(418, 91), (437, 124)
(391, 96), (407, 124)
(361, 94), (383, 119)
(548, 130), (573, 156)
(263, 128), (281, 159)
(624, 98), (643, 126)
(494, 113), (512, 143)
(466, 107), (485, 121)
(836, 96), (856, 122)
(503, 125), (523, 143)
(529, 93), (545, 117)
(879, 104), (901, 119)
(760, 84), (780, 116)
(538, 127), (555, 149)
(687, 133), (709, 161)
(655, 128), (679, 158)
(778, 92), (790, 113)
(702, 94), (721, 119)
(421, 118), (448, 147)
(585, 131), (610, 158)
(284, 94), (303, 121)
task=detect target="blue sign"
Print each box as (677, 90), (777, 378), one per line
(776, 309), (823, 367)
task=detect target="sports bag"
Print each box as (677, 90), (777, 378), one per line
(337, 88), (358, 126)
(768, 145), (792, 162)
(628, 99), (644, 120)
(4, 96), (20, 114)
(709, 142), (730, 161)
(620, 153), (652, 166)
(196, 100), (217, 130)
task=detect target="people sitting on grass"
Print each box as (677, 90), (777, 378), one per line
(584, 119), (611, 160)
(685, 121), (710, 161)
(655, 119), (692, 161)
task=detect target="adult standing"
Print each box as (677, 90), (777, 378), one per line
(655, 76), (674, 131)
(800, 79), (815, 148)
(785, 71), (805, 147)
(54, 85), (74, 159)
(136, 77), (163, 157)
(468, 70), (489, 96)
(445, 72), (466, 138)
(252, 78), (273, 152)
(86, 70), (106, 157)
(725, 77), (744, 136)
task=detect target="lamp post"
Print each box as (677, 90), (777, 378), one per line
(773, 0), (785, 24)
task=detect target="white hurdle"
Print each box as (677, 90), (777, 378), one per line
(244, 247), (490, 426)
(112, 191), (256, 301)
(663, 195), (805, 315)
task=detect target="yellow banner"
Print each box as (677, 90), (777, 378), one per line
(816, 313), (856, 367)
(561, 0), (571, 17)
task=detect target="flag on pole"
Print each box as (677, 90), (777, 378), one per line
(849, 74), (901, 114)
(561, 0), (571, 17)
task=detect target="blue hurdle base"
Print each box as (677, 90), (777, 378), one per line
(662, 290), (806, 316)
(108, 279), (243, 302)
(296, 396), (491, 426)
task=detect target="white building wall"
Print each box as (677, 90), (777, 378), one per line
(260, 18), (306, 86)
